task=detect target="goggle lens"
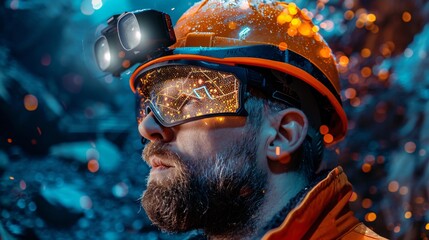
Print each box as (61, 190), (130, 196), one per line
(135, 65), (241, 126)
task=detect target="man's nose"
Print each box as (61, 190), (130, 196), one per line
(138, 112), (174, 142)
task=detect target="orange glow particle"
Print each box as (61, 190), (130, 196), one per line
(371, 25), (379, 33)
(349, 73), (359, 84)
(278, 42), (288, 51)
(319, 47), (331, 58)
(7, 138), (12, 143)
(301, 8), (312, 21)
(362, 198), (373, 208)
(122, 60), (131, 68)
(323, 134), (333, 144)
(361, 67), (372, 78)
(378, 69), (389, 81)
(362, 163), (371, 173)
(415, 197), (425, 204)
(228, 21), (237, 29)
(365, 212), (377, 222)
(393, 226), (400, 233)
(350, 97), (361, 107)
(344, 88), (357, 99)
(319, 125), (329, 135)
(388, 181), (399, 192)
(344, 10), (354, 20)
(349, 191), (358, 202)
(361, 48), (371, 58)
(24, 94), (38, 111)
(287, 27), (298, 37)
(312, 26), (319, 33)
(88, 159), (99, 173)
(402, 12), (412, 22)
(276, 146), (280, 156)
(367, 13), (376, 22)
(298, 23), (312, 36)
(313, 33), (322, 42)
(356, 19), (365, 28)
(425, 223), (429, 230)
(404, 211), (412, 219)
(399, 186), (409, 195)
(404, 141), (416, 153)
(381, 46), (392, 57)
(216, 117), (225, 122)
(339, 56), (349, 67)
(118, 51), (126, 58)
(291, 18), (301, 27)
(288, 3), (298, 15)
(277, 14), (289, 25)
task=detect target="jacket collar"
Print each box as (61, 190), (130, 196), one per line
(262, 167), (359, 239)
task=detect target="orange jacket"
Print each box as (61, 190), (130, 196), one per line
(262, 167), (388, 240)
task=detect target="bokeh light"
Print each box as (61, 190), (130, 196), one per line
(319, 125), (329, 135)
(388, 181), (399, 192)
(92, 0), (103, 10)
(404, 141), (416, 153)
(24, 94), (38, 111)
(365, 212), (377, 222)
(278, 42), (288, 51)
(404, 211), (412, 219)
(319, 47), (331, 58)
(323, 134), (334, 144)
(402, 11), (412, 22)
(349, 192), (358, 202)
(362, 163), (372, 173)
(88, 159), (99, 173)
(361, 48), (371, 58)
(362, 198), (373, 208)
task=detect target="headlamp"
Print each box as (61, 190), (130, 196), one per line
(94, 25), (123, 73)
(117, 10), (175, 52)
(93, 10), (176, 76)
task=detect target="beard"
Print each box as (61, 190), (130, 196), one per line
(141, 129), (267, 238)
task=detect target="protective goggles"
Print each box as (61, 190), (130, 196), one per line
(135, 63), (248, 126)
(132, 44), (340, 127)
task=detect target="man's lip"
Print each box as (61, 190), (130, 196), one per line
(149, 156), (174, 168)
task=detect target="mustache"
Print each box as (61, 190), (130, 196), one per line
(143, 142), (182, 166)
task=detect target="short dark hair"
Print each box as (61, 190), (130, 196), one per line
(244, 90), (324, 181)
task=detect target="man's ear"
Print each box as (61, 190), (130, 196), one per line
(267, 108), (308, 165)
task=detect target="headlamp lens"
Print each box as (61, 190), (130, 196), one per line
(94, 36), (111, 71)
(118, 13), (142, 50)
(136, 65), (241, 126)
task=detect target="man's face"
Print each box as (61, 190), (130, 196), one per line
(139, 115), (268, 236)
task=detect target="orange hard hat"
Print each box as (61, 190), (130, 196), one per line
(130, 0), (347, 145)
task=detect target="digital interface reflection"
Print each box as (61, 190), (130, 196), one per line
(136, 65), (240, 125)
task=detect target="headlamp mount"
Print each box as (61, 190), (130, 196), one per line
(93, 10), (176, 76)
